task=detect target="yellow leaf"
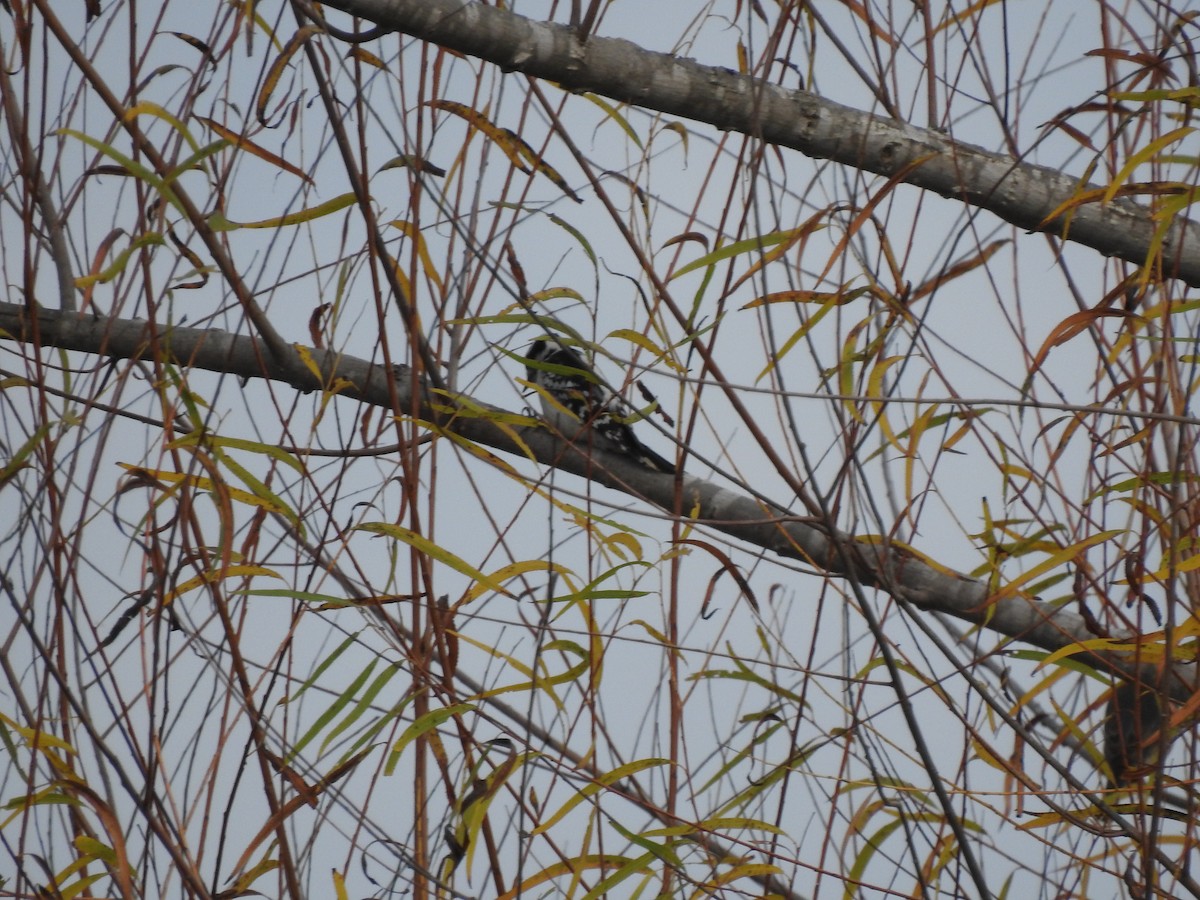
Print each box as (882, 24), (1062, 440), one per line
(606, 329), (674, 367)
(989, 530), (1123, 604)
(1103, 126), (1194, 205)
(257, 25), (323, 125)
(115, 463), (295, 519)
(1017, 809), (1079, 829)
(932, 1), (1006, 35)
(346, 47), (387, 70)
(578, 92), (642, 148)
(525, 286), (584, 305)
(166, 433), (303, 473)
(125, 102), (201, 153)
(498, 856), (644, 899)
(867, 355), (907, 452)
(1036, 636), (1151, 670)
(58, 128), (183, 214)
(0, 712), (78, 756)
(163, 564), (283, 605)
(1145, 552), (1200, 580)
(742, 287), (870, 309)
(357, 522), (512, 597)
(208, 192), (358, 231)
(531, 759), (671, 835)
(461, 559), (574, 604)
(602, 531), (643, 560)
(388, 220), (445, 291)
(707, 862), (784, 886)
(428, 100), (531, 172)
(969, 738), (1009, 772)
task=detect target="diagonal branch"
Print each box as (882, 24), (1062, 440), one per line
(319, 0), (1200, 286)
(3, 302), (1189, 700)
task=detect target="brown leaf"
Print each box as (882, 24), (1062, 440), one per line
(196, 116), (314, 184)
(256, 25), (324, 126)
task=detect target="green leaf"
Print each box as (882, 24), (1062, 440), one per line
(668, 226), (812, 281)
(356, 522), (511, 597)
(285, 632), (361, 709)
(608, 819), (683, 868)
(208, 192), (358, 231)
(166, 433), (304, 473)
(579, 92), (643, 148)
(532, 758), (672, 834)
(319, 662), (403, 756)
(289, 659), (380, 758)
(74, 233), (166, 288)
(385, 704), (475, 775)
(59, 128), (184, 214)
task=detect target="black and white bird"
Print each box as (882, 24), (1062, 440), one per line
(524, 337), (675, 475)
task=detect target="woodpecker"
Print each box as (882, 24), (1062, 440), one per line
(524, 337), (675, 474)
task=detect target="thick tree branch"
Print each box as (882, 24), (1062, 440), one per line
(320, 0), (1200, 286)
(3, 303), (1188, 699)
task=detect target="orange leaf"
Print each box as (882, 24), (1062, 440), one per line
(1030, 308), (1140, 374)
(196, 116), (313, 184)
(909, 240), (1009, 302)
(428, 100), (530, 172)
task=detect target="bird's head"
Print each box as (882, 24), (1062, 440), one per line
(525, 337), (550, 381)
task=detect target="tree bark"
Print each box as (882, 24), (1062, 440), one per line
(4, 301), (1189, 700)
(320, 0), (1200, 286)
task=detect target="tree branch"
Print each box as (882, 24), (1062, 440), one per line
(3, 302), (1187, 698)
(319, 0), (1200, 286)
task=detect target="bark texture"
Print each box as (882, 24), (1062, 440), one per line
(324, 0), (1200, 285)
(3, 302), (1189, 700)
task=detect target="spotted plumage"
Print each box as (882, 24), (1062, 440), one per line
(524, 337), (675, 475)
